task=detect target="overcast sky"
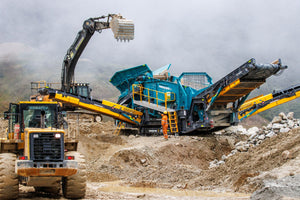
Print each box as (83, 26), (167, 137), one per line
(1, 0), (300, 87)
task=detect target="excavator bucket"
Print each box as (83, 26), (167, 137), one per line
(110, 15), (134, 42)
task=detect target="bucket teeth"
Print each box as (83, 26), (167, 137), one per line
(110, 15), (134, 42)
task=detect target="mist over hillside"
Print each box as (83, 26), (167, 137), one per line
(0, 0), (299, 117)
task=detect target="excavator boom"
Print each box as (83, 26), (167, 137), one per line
(61, 14), (134, 95)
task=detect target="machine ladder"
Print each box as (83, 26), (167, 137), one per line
(168, 111), (179, 134)
(113, 122), (125, 135)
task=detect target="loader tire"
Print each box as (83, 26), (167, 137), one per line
(0, 153), (19, 200)
(62, 151), (86, 199)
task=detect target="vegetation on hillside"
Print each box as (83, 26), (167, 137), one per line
(0, 59), (31, 112)
(0, 48), (299, 120)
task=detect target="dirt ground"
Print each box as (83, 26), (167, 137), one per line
(1, 114), (300, 199)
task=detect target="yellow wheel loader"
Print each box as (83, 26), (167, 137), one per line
(0, 101), (85, 199)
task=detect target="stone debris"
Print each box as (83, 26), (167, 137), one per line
(210, 112), (300, 168)
(250, 175), (300, 200)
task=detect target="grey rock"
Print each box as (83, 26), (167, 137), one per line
(248, 127), (259, 136)
(251, 175), (300, 200)
(217, 160), (225, 165)
(249, 133), (257, 140)
(272, 123), (284, 130)
(235, 141), (246, 147)
(281, 150), (291, 160)
(236, 145), (248, 152)
(227, 153), (234, 158)
(266, 131), (276, 138)
(272, 116), (282, 124)
(287, 120), (294, 128)
(280, 127), (290, 133)
(225, 125), (247, 135)
(209, 159), (219, 168)
(279, 112), (287, 120)
(231, 149), (238, 155)
(221, 155), (227, 161)
(258, 135), (266, 140)
(244, 143), (250, 149)
(209, 163), (217, 168)
(267, 123), (273, 130)
(140, 159), (147, 164)
(287, 112), (294, 120)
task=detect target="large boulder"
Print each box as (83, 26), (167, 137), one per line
(272, 123), (284, 130)
(278, 112), (287, 120)
(272, 116), (282, 124)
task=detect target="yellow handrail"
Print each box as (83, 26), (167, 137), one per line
(132, 84), (175, 110)
(31, 81), (61, 90)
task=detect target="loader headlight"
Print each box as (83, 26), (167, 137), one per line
(55, 133), (61, 139)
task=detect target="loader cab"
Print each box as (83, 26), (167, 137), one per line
(5, 102), (59, 138)
(22, 103), (58, 130)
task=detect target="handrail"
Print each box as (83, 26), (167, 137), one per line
(132, 84), (175, 110)
(31, 81), (61, 91)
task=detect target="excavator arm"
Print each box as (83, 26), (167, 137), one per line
(61, 14), (134, 94)
(238, 84), (300, 120)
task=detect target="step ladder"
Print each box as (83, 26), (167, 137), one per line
(113, 121), (125, 135)
(168, 111), (178, 134)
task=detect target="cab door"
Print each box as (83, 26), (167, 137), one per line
(7, 103), (19, 138)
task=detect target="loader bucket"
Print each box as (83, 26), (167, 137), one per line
(110, 15), (134, 42)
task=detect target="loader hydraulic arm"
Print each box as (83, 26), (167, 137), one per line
(61, 14), (134, 94)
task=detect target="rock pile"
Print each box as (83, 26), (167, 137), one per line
(210, 112), (300, 168)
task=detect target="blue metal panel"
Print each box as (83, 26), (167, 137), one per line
(110, 64), (152, 94)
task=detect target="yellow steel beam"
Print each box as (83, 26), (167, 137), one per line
(238, 90), (300, 120)
(208, 79), (241, 103)
(239, 94), (273, 111)
(101, 100), (143, 116)
(52, 93), (142, 125)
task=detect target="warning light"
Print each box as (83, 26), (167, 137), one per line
(65, 156), (75, 160)
(19, 156), (27, 160)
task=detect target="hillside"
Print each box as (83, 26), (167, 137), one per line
(0, 43), (121, 112)
(0, 42), (299, 118)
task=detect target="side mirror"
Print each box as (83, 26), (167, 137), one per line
(4, 111), (9, 120)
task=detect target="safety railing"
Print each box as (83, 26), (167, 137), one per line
(31, 81), (61, 93)
(132, 84), (176, 110)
